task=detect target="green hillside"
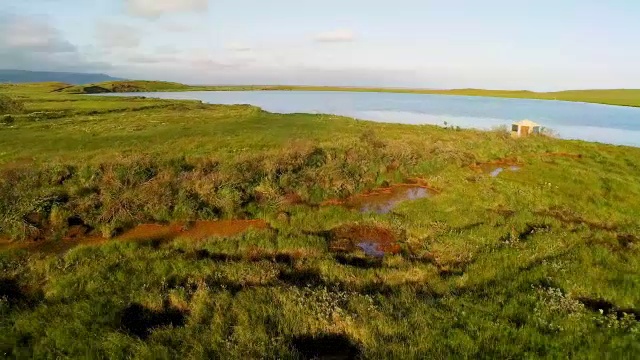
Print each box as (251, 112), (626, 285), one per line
(1, 82), (639, 358)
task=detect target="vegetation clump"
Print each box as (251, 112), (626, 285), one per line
(0, 95), (24, 115)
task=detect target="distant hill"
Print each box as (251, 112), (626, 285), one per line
(60, 80), (194, 94)
(0, 69), (123, 85)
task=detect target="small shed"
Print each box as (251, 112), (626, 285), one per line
(511, 120), (541, 138)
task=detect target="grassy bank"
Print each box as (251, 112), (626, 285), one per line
(1, 82), (640, 358)
(54, 80), (640, 108)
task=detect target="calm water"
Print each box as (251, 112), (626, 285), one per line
(104, 91), (640, 147)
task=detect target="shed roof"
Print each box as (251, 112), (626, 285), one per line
(513, 119), (540, 127)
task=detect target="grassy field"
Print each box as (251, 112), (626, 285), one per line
(55, 80), (640, 108)
(1, 82), (640, 358)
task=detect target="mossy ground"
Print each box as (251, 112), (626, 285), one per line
(1, 83), (639, 358)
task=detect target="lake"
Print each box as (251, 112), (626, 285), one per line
(103, 91), (640, 147)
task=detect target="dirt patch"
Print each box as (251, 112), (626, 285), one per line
(119, 303), (187, 339)
(291, 333), (361, 360)
(328, 224), (400, 257)
(324, 183), (433, 214)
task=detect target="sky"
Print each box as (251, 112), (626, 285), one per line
(1, 0), (639, 90)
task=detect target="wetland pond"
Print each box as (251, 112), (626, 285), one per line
(102, 90), (640, 147)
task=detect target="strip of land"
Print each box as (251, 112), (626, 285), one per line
(52, 80), (640, 108)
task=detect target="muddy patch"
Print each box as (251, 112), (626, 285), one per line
(119, 219), (268, 243)
(325, 184), (432, 214)
(327, 224), (400, 258)
(119, 303), (187, 339)
(1, 219), (269, 254)
(291, 333), (361, 360)
(470, 158), (523, 177)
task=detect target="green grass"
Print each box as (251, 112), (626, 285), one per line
(1, 82), (640, 359)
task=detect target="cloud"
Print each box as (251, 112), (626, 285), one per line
(0, 14), (110, 72)
(159, 22), (195, 33)
(314, 29), (356, 43)
(96, 22), (141, 49)
(1, 15), (75, 53)
(125, 0), (209, 18)
(225, 43), (252, 52)
(126, 54), (179, 64)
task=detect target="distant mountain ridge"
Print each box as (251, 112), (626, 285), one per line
(0, 69), (123, 84)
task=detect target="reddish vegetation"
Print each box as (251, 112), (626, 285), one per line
(0, 236), (107, 254)
(329, 224), (401, 254)
(0, 220), (268, 254)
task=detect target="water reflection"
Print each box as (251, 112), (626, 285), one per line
(357, 187), (430, 214)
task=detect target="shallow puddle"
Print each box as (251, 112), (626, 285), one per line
(326, 184), (431, 214)
(328, 224), (400, 256)
(471, 159), (523, 177)
(489, 166), (521, 177)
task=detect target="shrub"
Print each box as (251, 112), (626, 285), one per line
(1, 115), (14, 125)
(0, 95), (24, 115)
(26, 111), (67, 121)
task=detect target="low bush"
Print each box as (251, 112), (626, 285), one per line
(1, 115), (14, 125)
(0, 95), (24, 115)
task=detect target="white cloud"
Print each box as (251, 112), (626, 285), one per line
(159, 22), (195, 32)
(1, 16), (75, 53)
(225, 43), (252, 52)
(0, 14), (109, 72)
(125, 0), (209, 18)
(314, 29), (356, 43)
(96, 22), (141, 49)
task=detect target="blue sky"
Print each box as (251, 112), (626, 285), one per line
(1, 0), (638, 89)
